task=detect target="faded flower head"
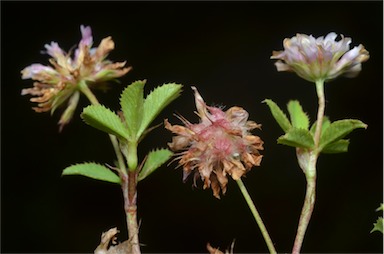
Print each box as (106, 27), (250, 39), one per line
(165, 87), (264, 198)
(271, 32), (369, 82)
(21, 25), (131, 130)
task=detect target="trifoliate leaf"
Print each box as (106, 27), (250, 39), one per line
(137, 83), (183, 138)
(321, 139), (350, 154)
(138, 149), (173, 181)
(319, 119), (367, 151)
(263, 99), (292, 133)
(371, 217), (383, 234)
(287, 100), (310, 130)
(310, 116), (331, 136)
(120, 80), (145, 141)
(62, 162), (121, 184)
(277, 128), (315, 149)
(82, 105), (129, 140)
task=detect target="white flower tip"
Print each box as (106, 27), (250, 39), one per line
(343, 64), (362, 78)
(275, 61), (291, 72)
(191, 86), (207, 117)
(191, 86), (203, 103)
(21, 89), (29, 95)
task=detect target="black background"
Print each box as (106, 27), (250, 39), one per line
(1, 1), (383, 253)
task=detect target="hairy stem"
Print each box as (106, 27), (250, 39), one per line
(124, 142), (141, 254)
(122, 170), (140, 254)
(314, 79), (325, 147)
(292, 79), (325, 254)
(292, 154), (317, 254)
(236, 178), (277, 254)
(79, 81), (141, 253)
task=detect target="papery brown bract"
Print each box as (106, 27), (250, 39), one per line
(165, 87), (264, 198)
(21, 25), (131, 130)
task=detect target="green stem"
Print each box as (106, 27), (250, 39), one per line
(78, 81), (127, 174)
(127, 141), (139, 172)
(78, 80), (99, 105)
(292, 79), (325, 254)
(236, 178), (277, 254)
(314, 79), (325, 147)
(122, 170), (140, 254)
(123, 141), (140, 253)
(292, 153), (317, 254)
(79, 81), (140, 253)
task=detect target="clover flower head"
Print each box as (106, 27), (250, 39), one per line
(21, 25), (132, 131)
(165, 87), (264, 198)
(271, 32), (369, 82)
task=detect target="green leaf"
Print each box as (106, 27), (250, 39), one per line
(82, 105), (129, 140)
(376, 204), (384, 212)
(287, 100), (310, 130)
(277, 128), (315, 149)
(371, 217), (383, 234)
(62, 162), (121, 184)
(138, 149), (173, 181)
(319, 119), (367, 151)
(263, 99), (292, 133)
(137, 83), (183, 138)
(310, 116), (331, 136)
(120, 80), (145, 141)
(321, 139), (350, 154)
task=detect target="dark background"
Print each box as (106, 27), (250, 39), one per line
(1, 1), (383, 253)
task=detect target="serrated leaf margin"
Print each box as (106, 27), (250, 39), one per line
(263, 99), (292, 133)
(137, 83), (182, 138)
(62, 162), (121, 184)
(287, 100), (310, 130)
(120, 80), (146, 141)
(277, 128), (315, 149)
(138, 148), (173, 181)
(82, 105), (129, 140)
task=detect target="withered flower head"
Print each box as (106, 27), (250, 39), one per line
(21, 25), (132, 131)
(165, 87), (264, 198)
(271, 32), (369, 83)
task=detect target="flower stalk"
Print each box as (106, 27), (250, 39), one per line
(166, 87), (271, 252)
(21, 25), (143, 253)
(80, 78), (140, 253)
(21, 25), (131, 131)
(314, 80), (325, 147)
(165, 86), (264, 199)
(236, 179), (276, 254)
(78, 80), (99, 106)
(292, 151), (317, 254)
(271, 32), (369, 253)
(292, 79), (325, 254)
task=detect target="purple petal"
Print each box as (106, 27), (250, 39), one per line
(337, 46), (361, 67)
(323, 32), (337, 44)
(80, 25), (93, 47)
(44, 42), (64, 58)
(21, 64), (56, 79)
(301, 42), (318, 62)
